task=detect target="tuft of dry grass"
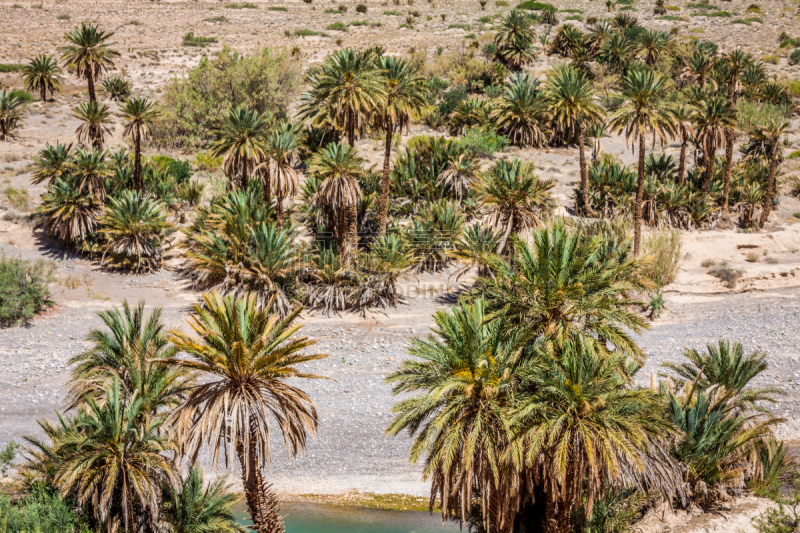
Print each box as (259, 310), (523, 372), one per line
(707, 261), (744, 288)
(641, 229), (682, 288)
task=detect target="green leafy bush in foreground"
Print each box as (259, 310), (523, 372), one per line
(0, 492), (88, 533)
(0, 257), (55, 327)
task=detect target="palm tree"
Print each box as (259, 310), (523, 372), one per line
(474, 224), (650, 362)
(31, 141), (73, 185)
(260, 123), (302, 226)
(120, 97), (159, 191)
(72, 100), (112, 150)
(753, 120), (788, 227)
(662, 340), (783, 410)
(691, 96), (735, 192)
(474, 158), (555, 255)
(608, 69), (676, 254)
(673, 103), (694, 185)
(374, 55), (428, 235)
(494, 9), (538, 71)
(69, 147), (112, 200)
(542, 64), (604, 215)
(597, 31), (634, 74)
(300, 48), (386, 147)
(387, 299), (525, 533)
(0, 89), (26, 142)
(721, 50), (753, 212)
(162, 291), (327, 533)
(55, 379), (176, 533)
(59, 22), (119, 102)
(682, 49), (715, 88)
(636, 29), (674, 66)
(210, 106), (270, 190)
(164, 467), (247, 533)
(38, 177), (103, 246)
(438, 152), (480, 202)
(67, 300), (190, 412)
(513, 342), (681, 533)
(308, 142), (364, 258)
(22, 54), (63, 102)
(490, 72), (546, 149)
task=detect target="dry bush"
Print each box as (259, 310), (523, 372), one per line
(641, 228), (682, 288)
(707, 261), (744, 288)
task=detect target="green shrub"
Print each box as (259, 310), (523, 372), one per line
(5, 186), (30, 210)
(356, 2), (367, 11)
(326, 21), (348, 31)
(294, 28), (329, 36)
(762, 54), (780, 65)
(323, 7), (341, 12)
(0, 257), (55, 327)
(686, 1), (714, 8)
(152, 47), (300, 150)
(268, 5), (288, 10)
(448, 23), (471, 29)
(616, 0), (635, 5)
(642, 229), (682, 287)
(496, 0), (509, 5)
(0, 64), (23, 73)
(560, 7), (583, 13)
(781, 37), (800, 48)
(789, 49), (800, 65)
(224, 2), (257, 7)
(516, 0), (555, 10)
(705, 10), (731, 16)
(10, 89), (33, 103)
(564, 14), (583, 20)
(788, 79), (800, 97)
(732, 16), (762, 24)
(56, 13), (70, 19)
(182, 32), (217, 47)
(737, 100), (789, 131)
(457, 127), (509, 157)
(659, 14), (683, 20)
(203, 15), (230, 22)
(384, 9), (402, 14)
(666, 5), (680, 9)
(0, 492), (86, 532)
(618, 5), (637, 10)
(752, 494), (800, 533)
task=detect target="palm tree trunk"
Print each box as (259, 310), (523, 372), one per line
(348, 202), (358, 259)
(578, 123), (592, 216)
(40, 85), (47, 103)
(87, 71), (97, 103)
(134, 128), (142, 191)
(276, 196), (284, 228)
(347, 109), (355, 147)
(378, 120), (393, 236)
(236, 418), (285, 533)
(759, 140), (779, 227)
(702, 138), (714, 192)
(264, 165), (272, 207)
(634, 131), (646, 255)
(722, 127), (734, 212)
(677, 128), (687, 185)
(557, 460), (578, 533)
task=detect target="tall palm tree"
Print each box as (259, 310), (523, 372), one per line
(673, 103), (694, 185)
(636, 29), (674, 66)
(474, 224), (650, 362)
(691, 96), (735, 192)
(300, 48), (386, 147)
(608, 69), (677, 254)
(720, 50), (753, 212)
(55, 379), (176, 533)
(490, 72), (546, 149)
(596, 31), (634, 74)
(387, 299), (525, 533)
(0, 89), (26, 142)
(374, 56), (428, 235)
(210, 106), (269, 191)
(67, 301), (190, 412)
(260, 123), (303, 226)
(38, 176), (103, 246)
(542, 64), (604, 215)
(474, 158), (555, 256)
(682, 49), (714, 88)
(70, 147), (112, 200)
(308, 142), (364, 258)
(72, 100), (112, 150)
(494, 9), (538, 71)
(753, 120), (788, 226)
(31, 141), (73, 185)
(162, 292), (327, 533)
(120, 97), (159, 191)
(513, 342), (681, 533)
(22, 54), (63, 102)
(164, 467), (247, 533)
(59, 22), (119, 102)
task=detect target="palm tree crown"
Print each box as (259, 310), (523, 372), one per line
(120, 96), (160, 191)
(22, 54), (63, 102)
(60, 22), (119, 102)
(210, 106), (270, 190)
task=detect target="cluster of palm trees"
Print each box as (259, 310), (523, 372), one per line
(387, 223), (791, 533)
(22, 293), (326, 533)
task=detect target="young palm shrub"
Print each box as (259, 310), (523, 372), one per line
(387, 299), (525, 533)
(162, 291), (327, 533)
(405, 200), (465, 272)
(636, 29), (674, 66)
(490, 72), (546, 148)
(608, 69), (677, 254)
(98, 190), (174, 272)
(59, 22), (120, 102)
(38, 177), (103, 247)
(596, 31), (634, 74)
(101, 75), (131, 101)
(449, 222), (500, 280)
(209, 106), (270, 190)
(55, 379), (176, 533)
(437, 151), (480, 201)
(474, 158), (555, 255)
(654, 0), (667, 14)
(31, 141), (73, 185)
(261, 121), (303, 224)
(473, 224), (650, 362)
(163, 467), (247, 533)
(0, 89), (26, 142)
(67, 301), (191, 413)
(448, 98), (493, 135)
(493, 9), (538, 71)
(120, 96), (159, 191)
(22, 54), (63, 102)
(72, 100), (112, 150)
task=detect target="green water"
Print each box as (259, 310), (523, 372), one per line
(235, 502), (460, 533)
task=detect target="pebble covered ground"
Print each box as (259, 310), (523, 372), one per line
(0, 280), (798, 495)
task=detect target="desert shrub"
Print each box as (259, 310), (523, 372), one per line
(326, 21), (348, 31)
(181, 32), (217, 47)
(0, 492), (86, 532)
(268, 5), (288, 10)
(101, 76), (131, 100)
(780, 37), (800, 48)
(203, 15), (229, 22)
(516, 0), (555, 9)
(0, 257), (55, 327)
(732, 16), (762, 25)
(641, 228), (682, 288)
(194, 151), (223, 171)
(225, 2), (257, 7)
(789, 49), (800, 66)
(294, 28), (329, 36)
(0, 64), (23, 73)
(356, 2), (367, 11)
(752, 493), (800, 533)
(9, 89), (34, 103)
(707, 261), (743, 288)
(5, 186), (29, 210)
(496, 0), (509, 5)
(448, 23), (471, 29)
(705, 10), (731, 16)
(659, 14), (683, 20)
(457, 127), (509, 157)
(788, 79), (800, 97)
(737, 101), (790, 132)
(383, 9), (402, 14)
(152, 47), (300, 150)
